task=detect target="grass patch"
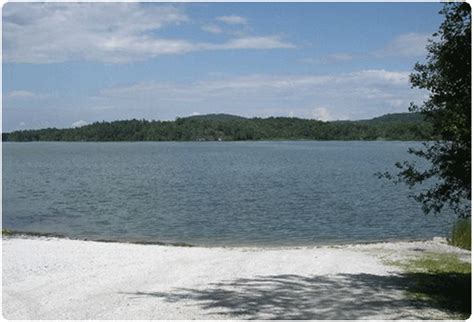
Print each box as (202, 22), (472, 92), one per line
(2, 229), (13, 236)
(1, 229), (66, 239)
(449, 218), (471, 251)
(392, 253), (471, 319)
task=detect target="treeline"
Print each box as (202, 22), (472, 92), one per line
(2, 113), (435, 142)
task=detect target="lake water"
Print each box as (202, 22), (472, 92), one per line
(3, 141), (454, 246)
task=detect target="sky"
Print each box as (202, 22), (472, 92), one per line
(3, 2), (445, 131)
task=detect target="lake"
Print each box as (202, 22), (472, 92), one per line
(3, 141), (454, 246)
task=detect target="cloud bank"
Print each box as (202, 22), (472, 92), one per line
(98, 69), (425, 121)
(299, 32), (432, 65)
(3, 3), (293, 64)
(3, 69), (427, 131)
(216, 15), (248, 25)
(374, 33), (431, 58)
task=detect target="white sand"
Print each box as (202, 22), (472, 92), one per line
(2, 237), (470, 320)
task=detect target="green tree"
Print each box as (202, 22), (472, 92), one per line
(386, 2), (471, 217)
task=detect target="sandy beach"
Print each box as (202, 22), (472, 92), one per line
(2, 236), (470, 320)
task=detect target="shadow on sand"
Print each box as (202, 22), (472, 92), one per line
(123, 272), (470, 319)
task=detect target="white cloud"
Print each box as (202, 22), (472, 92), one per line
(212, 36), (295, 50)
(3, 3), (291, 64)
(374, 32), (431, 58)
(327, 53), (353, 61)
(95, 36), (295, 63)
(71, 120), (88, 128)
(3, 3), (189, 63)
(101, 70), (411, 97)
(297, 58), (319, 64)
(353, 69), (409, 86)
(6, 90), (49, 99)
(7, 90), (36, 99)
(98, 69), (425, 120)
(298, 32), (431, 66)
(201, 24), (223, 34)
(387, 98), (406, 108)
(311, 107), (331, 121)
(321, 53), (354, 63)
(4, 69), (424, 130)
(216, 15), (247, 25)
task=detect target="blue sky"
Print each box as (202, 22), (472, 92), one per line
(3, 2), (444, 131)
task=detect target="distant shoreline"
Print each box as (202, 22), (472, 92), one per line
(2, 138), (430, 142)
(3, 112), (435, 142)
(1, 229), (446, 249)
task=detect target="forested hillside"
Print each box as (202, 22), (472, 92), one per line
(3, 112), (435, 142)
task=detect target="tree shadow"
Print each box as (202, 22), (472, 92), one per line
(122, 272), (470, 319)
(405, 271), (471, 318)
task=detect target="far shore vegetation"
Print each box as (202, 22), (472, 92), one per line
(2, 112), (434, 142)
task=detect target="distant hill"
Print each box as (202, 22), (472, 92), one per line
(358, 112), (427, 123)
(3, 112), (435, 142)
(332, 112), (426, 124)
(184, 113), (247, 121)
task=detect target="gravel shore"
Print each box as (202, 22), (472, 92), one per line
(2, 236), (470, 319)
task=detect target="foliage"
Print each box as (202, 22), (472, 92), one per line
(2, 229), (13, 237)
(3, 112), (434, 142)
(383, 3), (471, 217)
(390, 253), (471, 318)
(396, 253), (471, 274)
(449, 218), (471, 250)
